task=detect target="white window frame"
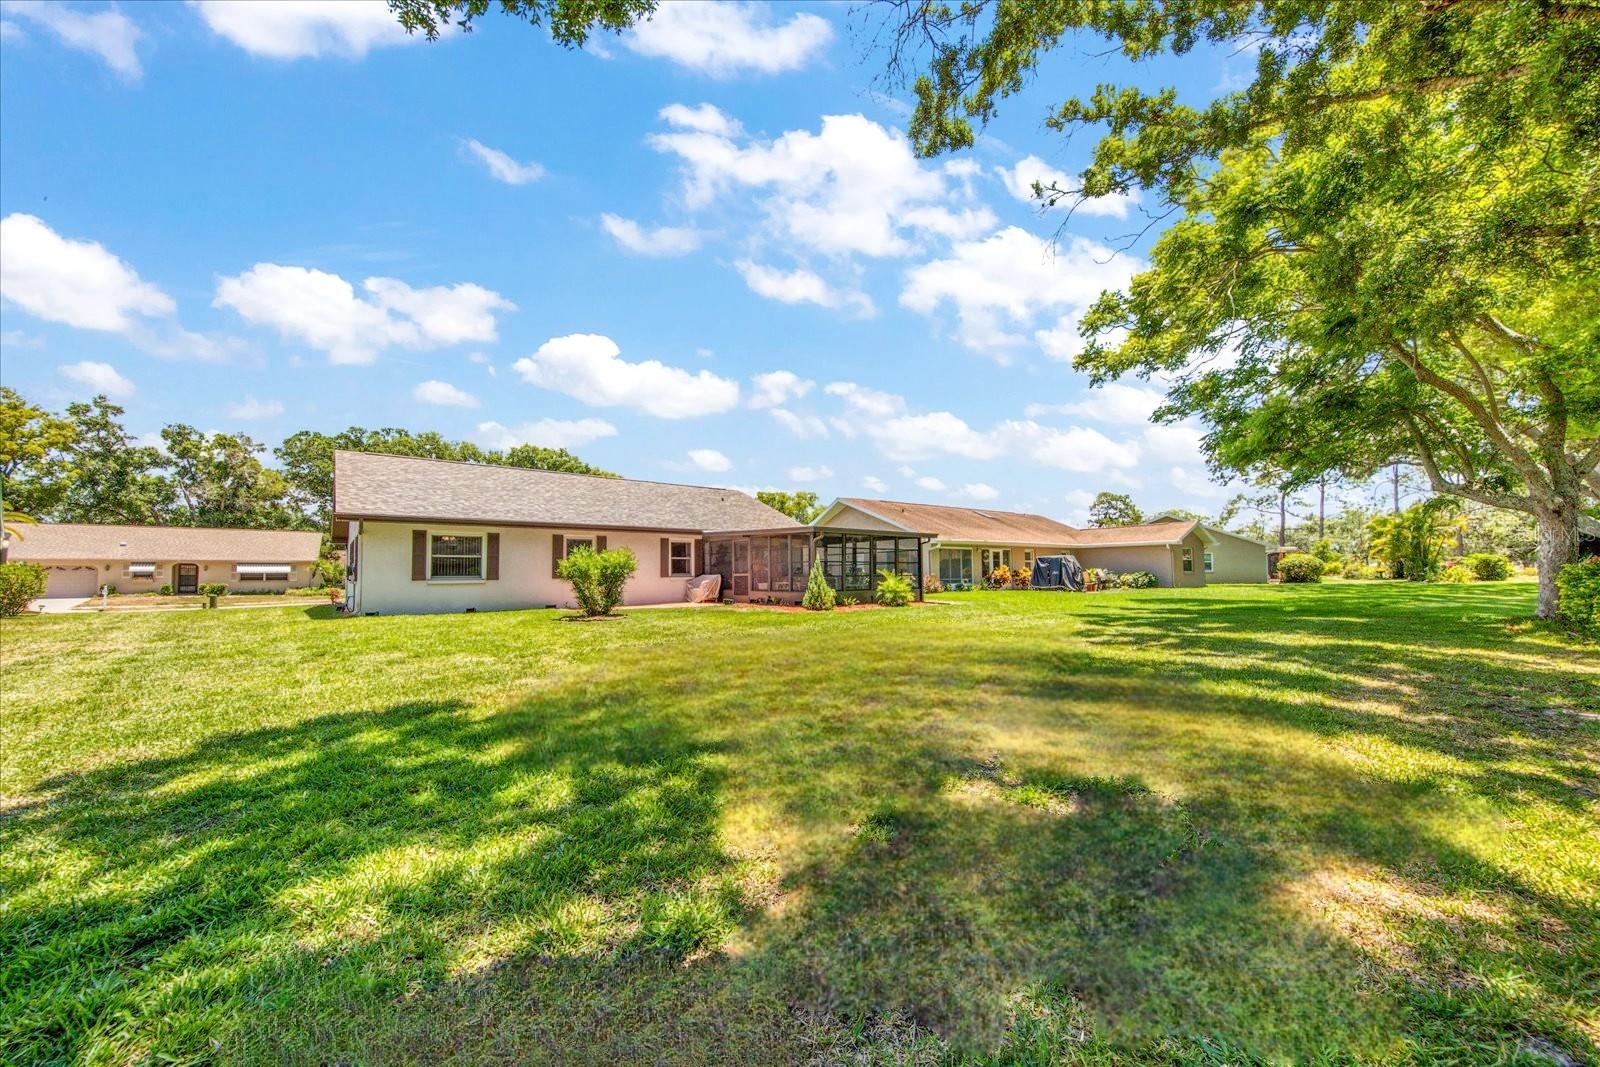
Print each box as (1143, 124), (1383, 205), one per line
(236, 564), (292, 583)
(1203, 550), (1214, 573)
(668, 539), (693, 577)
(429, 531), (486, 582)
(1022, 550), (1034, 568)
(981, 547), (1012, 574)
(1182, 547), (1195, 573)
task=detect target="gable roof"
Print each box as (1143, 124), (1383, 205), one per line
(332, 450), (802, 533)
(826, 498), (1082, 544)
(4, 523), (322, 562)
(820, 497), (1211, 548)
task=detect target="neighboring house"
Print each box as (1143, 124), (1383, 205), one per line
(2, 523), (322, 598)
(332, 450), (807, 615)
(813, 498), (1269, 587)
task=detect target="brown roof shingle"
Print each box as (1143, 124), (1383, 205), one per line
(332, 450), (802, 533)
(4, 524), (322, 562)
(833, 498), (1201, 547)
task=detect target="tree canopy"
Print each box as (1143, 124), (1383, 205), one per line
(1086, 491), (1143, 528)
(891, 0), (1599, 616)
(756, 490), (824, 524)
(0, 389), (614, 533)
(387, 0), (654, 42)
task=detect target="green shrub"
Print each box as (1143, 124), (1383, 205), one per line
(802, 557), (835, 611)
(1341, 559), (1379, 580)
(102, 584), (117, 595)
(1087, 568), (1119, 589)
(313, 558), (346, 587)
(874, 569), (914, 607)
(1276, 553), (1324, 583)
(1555, 557), (1600, 631)
(1464, 552), (1512, 582)
(157, 584), (174, 596)
(1440, 563), (1474, 583)
(0, 562), (47, 616)
(838, 595), (859, 607)
(556, 547), (637, 616)
(1121, 570), (1158, 589)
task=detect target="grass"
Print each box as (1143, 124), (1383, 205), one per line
(1, 583), (1596, 1065)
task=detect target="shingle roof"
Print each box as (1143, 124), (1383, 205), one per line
(832, 497), (1201, 547)
(332, 450), (802, 533)
(834, 498), (1082, 544)
(4, 523), (322, 562)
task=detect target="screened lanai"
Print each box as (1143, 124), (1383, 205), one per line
(701, 527), (930, 603)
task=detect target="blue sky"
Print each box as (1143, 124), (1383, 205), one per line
(0, 0), (1269, 523)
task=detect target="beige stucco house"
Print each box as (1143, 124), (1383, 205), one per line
(2, 524), (322, 598)
(332, 450), (805, 615)
(813, 498), (1269, 588)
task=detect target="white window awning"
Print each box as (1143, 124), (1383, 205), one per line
(129, 563), (157, 576)
(236, 564), (292, 576)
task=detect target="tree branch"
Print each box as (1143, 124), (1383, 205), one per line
(1402, 414), (1533, 514)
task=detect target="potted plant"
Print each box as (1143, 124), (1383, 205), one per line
(199, 582), (228, 609)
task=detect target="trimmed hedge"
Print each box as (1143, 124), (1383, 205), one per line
(1276, 553), (1324, 583)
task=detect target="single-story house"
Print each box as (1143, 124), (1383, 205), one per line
(813, 498), (1270, 588)
(332, 450), (832, 614)
(1, 523), (323, 598)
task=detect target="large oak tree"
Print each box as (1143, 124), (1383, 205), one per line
(892, 0), (1598, 616)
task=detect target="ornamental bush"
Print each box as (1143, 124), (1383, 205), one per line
(1121, 570), (1158, 589)
(921, 573), (944, 595)
(1276, 553), (1324, 583)
(158, 584), (174, 596)
(557, 547), (637, 616)
(1008, 565), (1032, 589)
(874, 569), (914, 607)
(1440, 563), (1475, 583)
(801, 557), (835, 611)
(986, 564), (1012, 589)
(1464, 552), (1512, 582)
(1342, 559), (1380, 580)
(0, 562), (47, 616)
(1555, 557), (1600, 632)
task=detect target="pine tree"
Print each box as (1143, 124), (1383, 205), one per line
(801, 556), (835, 611)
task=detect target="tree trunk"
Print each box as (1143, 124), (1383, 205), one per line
(1535, 505), (1580, 620)
(1318, 480), (1326, 540)
(1392, 464), (1400, 514)
(1278, 491), (1287, 546)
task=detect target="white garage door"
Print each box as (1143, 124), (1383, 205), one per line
(44, 566), (100, 598)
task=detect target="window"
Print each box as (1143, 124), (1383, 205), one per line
(669, 540), (693, 577)
(430, 534), (484, 579)
(237, 564), (292, 582)
(1182, 547), (1194, 573)
(1203, 550), (1214, 573)
(1023, 550), (1034, 568)
(128, 562), (156, 579)
(565, 537), (594, 556)
(981, 547), (1011, 575)
(937, 549), (973, 587)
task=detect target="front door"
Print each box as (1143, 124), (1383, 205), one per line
(174, 563), (199, 594)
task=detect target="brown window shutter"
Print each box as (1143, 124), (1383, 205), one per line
(551, 533), (564, 578)
(596, 535), (607, 552)
(411, 530), (427, 581)
(660, 537), (670, 577)
(693, 539), (704, 576)
(486, 532), (499, 580)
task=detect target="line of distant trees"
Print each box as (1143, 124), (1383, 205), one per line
(0, 387), (614, 532)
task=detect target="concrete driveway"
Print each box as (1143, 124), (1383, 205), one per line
(28, 597), (90, 614)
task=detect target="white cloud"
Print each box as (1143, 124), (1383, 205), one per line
(687, 448), (732, 472)
(59, 360), (134, 399)
(901, 227), (1141, 360)
(734, 260), (874, 316)
(599, 214), (702, 257)
(475, 417), (618, 450)
(952, 482), (999, 502)
(1025, 382), (1165, 425)
(769, 408), (829, 439)
(191, 0), (413, 60)
(463, 139), (545, 185)
(1141, 422), (1207, 464)
(748, 369), (814, 409)
(914, 475), (947, 492)
(214, 264), (513, 365)
(824, 381), (906, 419)
(626, 1), (832, 77)
(659, 102), (742, 137)
(412, 380), (479, 408)
(0, 329), (44, 349)
(650, 111), (982, 259)
(1170, 465), (1229, 499)
(1, 214), (174, 332)
(512, 333), (739, 419)
(862, 475), (888, 493)
(996, 155), (1140, 218)
(224, 396), (284, 419)
(6, 2), (143, 78)
(787, 464), (834, 483)
(0, 20), (22, 42)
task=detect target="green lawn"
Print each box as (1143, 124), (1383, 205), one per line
(2, 584), (1596, 1065)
